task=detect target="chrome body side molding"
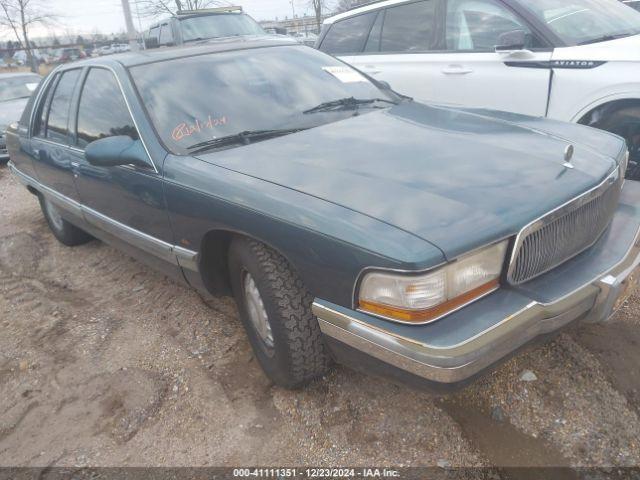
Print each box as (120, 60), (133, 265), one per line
(9, 162), (198, 272)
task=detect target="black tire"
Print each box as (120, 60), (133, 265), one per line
(580, 103), (640, 180)
(38, 194), (93, 246)
(228, 237), (332, 388)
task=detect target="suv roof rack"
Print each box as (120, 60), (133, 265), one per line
(177, 6), (243, 15)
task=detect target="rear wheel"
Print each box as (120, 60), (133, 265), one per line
(38, 194), (92, 246)
(228, 237), (332, 388)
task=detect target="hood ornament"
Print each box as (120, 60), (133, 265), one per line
(563, 145), (575, 169)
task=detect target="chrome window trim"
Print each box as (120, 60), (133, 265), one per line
(506, 165), (621, 284)
(28, 65), (63, 139)
(28, 63), (159, 174)
(9, 163), (197, 271)
(76, 65), (158, 173)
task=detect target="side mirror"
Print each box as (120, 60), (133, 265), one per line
(495, 29), (526, 52)
(85, 136), (150, 168)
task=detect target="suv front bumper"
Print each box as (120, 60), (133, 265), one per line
(313, 181), (640, 387)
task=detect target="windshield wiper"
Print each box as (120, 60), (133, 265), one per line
(186, 128), (308, 154)
(578, 32), (637, 45)
(303, 97), (398, 115)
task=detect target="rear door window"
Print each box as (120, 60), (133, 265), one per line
(364, 11), (384, 52)
(42, 69), (81, 143)
(380, 0), (439, 52)
(159, 23), (173, 45)
(319, 12), (377, 54)
(75, 68), (139, 150)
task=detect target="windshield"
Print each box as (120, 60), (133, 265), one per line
(180, 14), (265, 42)
(130, 45), (393, 154)
(518, 0), (640, 45)
(0, 75), (41, 102)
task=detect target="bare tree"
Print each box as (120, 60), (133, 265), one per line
(0, 0), (55, 72)
(308, 0), (329, 32)
(137, 0), (228, 18)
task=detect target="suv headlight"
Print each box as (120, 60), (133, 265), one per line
(358, 241), (508, 324)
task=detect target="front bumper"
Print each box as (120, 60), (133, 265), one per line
(313, 180), (640, 387)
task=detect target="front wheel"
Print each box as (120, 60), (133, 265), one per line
(579, 103), (640, 180)
(38, 194), (93, 246)
(228, 237), (332, 389)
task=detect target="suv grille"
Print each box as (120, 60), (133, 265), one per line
(508, 167), (623, 285)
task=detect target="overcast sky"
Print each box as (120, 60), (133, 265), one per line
(1, 0), (321, 40)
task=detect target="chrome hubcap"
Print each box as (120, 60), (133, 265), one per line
(243, 272), (274, 348)
(45, 199), (64, 231)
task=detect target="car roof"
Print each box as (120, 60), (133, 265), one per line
(55, 36), (297, 69)
(324, 0), (411, 24)
(149, 10), (248, 29)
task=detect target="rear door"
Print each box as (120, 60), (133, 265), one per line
(339, 0), (445, 99)
(30, 68), (82, 201)
(68, 66), (176, 269)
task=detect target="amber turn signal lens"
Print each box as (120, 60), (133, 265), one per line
(359, 279), (499, 324)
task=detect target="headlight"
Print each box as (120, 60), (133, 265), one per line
(358, 241), (508, 324)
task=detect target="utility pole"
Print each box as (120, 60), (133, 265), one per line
(121, 0), (139, 52)
(290, 0), (297, 35)
(133, 0), (145, 50)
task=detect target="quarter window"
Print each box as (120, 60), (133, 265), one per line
(446, 0), (539, 51)
(380, 0), (438, 52)
(319, 12), (377, 54)
(76, 68), (139, 149)
(44, 69), (81, 143)
(33, 74), (58, 136)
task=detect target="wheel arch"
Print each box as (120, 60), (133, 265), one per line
(197, 228), (302, 298)
(573, 95), (640, 125)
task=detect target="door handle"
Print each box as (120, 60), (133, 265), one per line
(442, 65), (474, 75)
(70, 161), (80, 168)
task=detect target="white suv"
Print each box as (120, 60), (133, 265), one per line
(318, 0), (640, 178)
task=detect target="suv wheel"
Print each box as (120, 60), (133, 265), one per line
(228, 237), (332, 388)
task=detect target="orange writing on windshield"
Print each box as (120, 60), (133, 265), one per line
(172, 115), (228, 142)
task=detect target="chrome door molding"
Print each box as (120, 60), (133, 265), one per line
(9, 162), (198, 272)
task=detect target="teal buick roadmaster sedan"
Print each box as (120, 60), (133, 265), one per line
(6, 37), (640, 390)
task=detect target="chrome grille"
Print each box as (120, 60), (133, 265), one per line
(508, 167), (623, 285)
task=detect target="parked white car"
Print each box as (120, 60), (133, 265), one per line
(318, 0), (640, 178)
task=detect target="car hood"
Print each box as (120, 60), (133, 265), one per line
(197, 102), (622, 260)
(0, 97), (29, 130)
(553, 33), (640, 62)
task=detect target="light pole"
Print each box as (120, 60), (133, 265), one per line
(290, 0), (297, 35)
(120, 0), (140, 52)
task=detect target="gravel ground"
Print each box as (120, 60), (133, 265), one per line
(1, 165), (639, 475)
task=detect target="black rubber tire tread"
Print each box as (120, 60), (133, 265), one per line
(38, 194), (93, 247)
(229, 237), (332, 388)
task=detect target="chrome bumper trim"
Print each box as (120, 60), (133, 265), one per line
(314, 226), (640, 384)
